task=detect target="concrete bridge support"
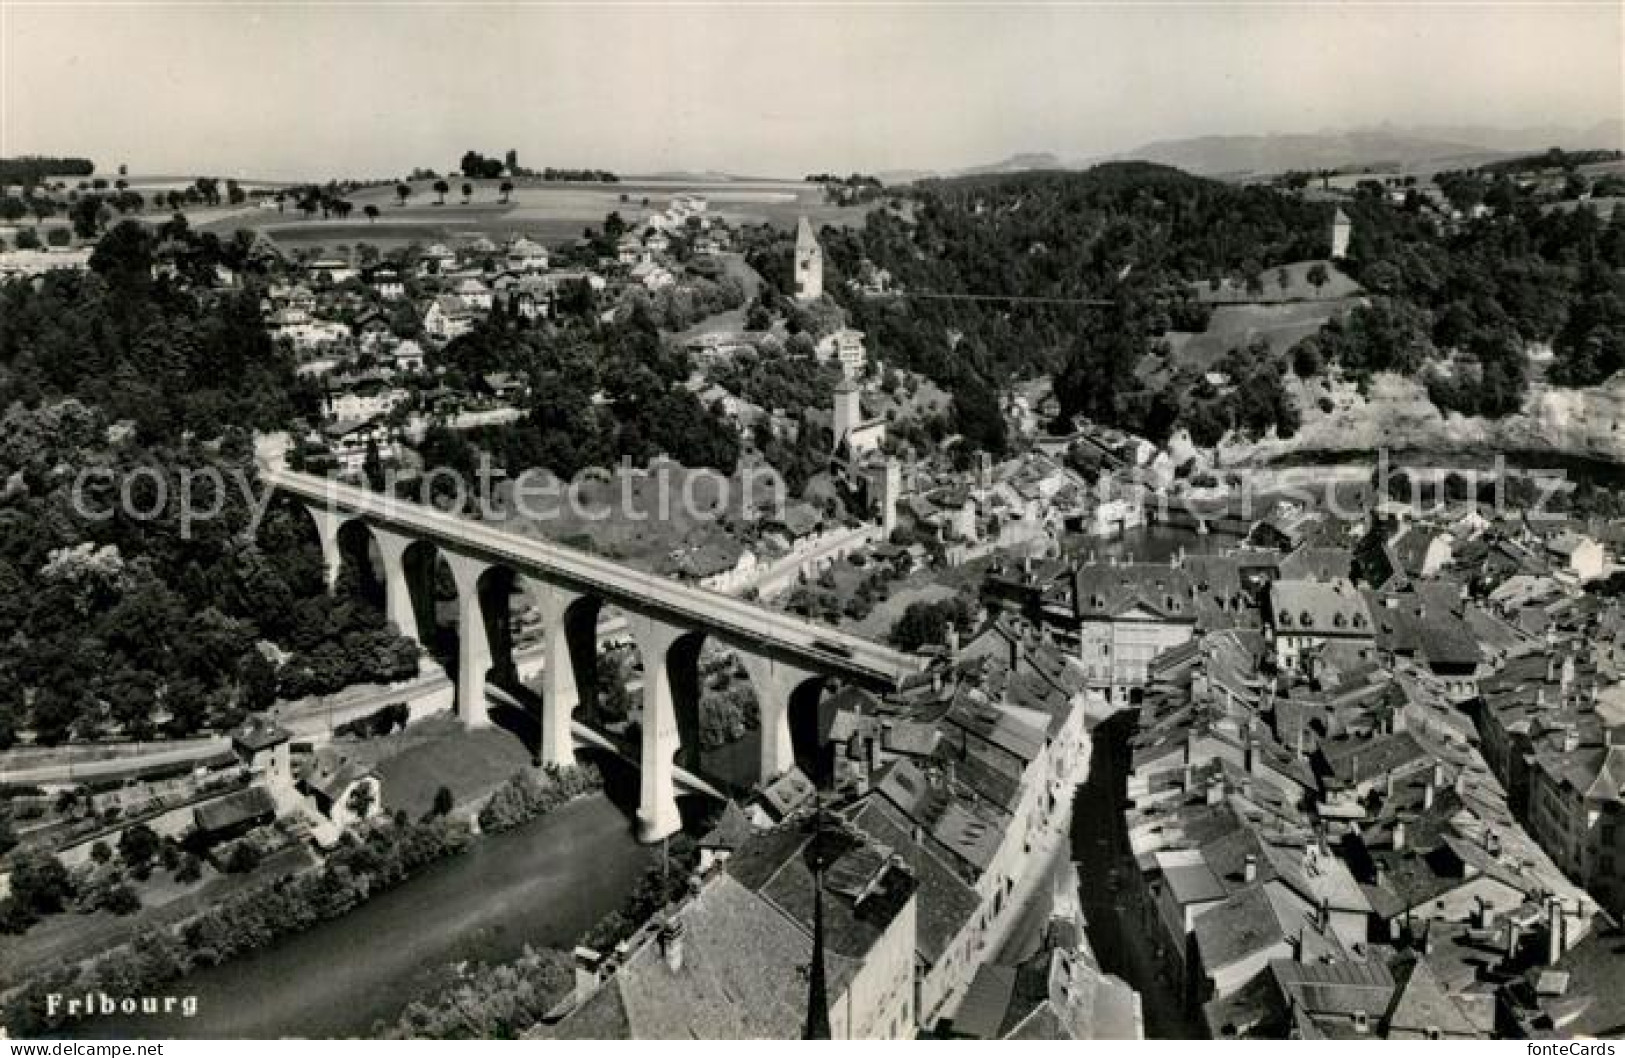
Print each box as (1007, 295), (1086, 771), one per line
(737, 654), (817, 783)
(372, 527), (425, 646)
(305, 507), (351, 593)
(444, 552), (494, 730)
(529, 579), (587, 769)
(628, 613), (686, 844)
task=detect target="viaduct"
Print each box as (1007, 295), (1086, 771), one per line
(266, 466), (925, 842)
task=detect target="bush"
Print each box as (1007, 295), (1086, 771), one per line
(222, 842), (262, 874)
(477, 764), (603, 834)
(101, 884), (141, 915)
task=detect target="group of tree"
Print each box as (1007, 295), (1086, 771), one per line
(1, 815), (475, 1036)
(0, 220), (420, 745)
(476, 764), (603, 834)
(414, 305), (741, 480)
(887, 593), (979, 652)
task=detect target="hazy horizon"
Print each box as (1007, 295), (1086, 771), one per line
(3, 2), (1621, 181)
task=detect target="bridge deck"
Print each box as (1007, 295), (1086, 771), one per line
(267, 467), (924, 688)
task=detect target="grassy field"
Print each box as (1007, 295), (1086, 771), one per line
(1195, 260), (1362, 303)
(1151, 294), (1362, 381)
(488, 465), (773, 571)
(199, 178), (875, 251)
(340, 713), (532, 818)
(0, 844), (314, 991)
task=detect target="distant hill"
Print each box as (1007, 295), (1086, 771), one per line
(891, 120), (1625, 184)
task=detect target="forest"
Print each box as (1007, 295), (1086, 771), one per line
(0, 221), (417, 746)
(799, 161), (1625, 446)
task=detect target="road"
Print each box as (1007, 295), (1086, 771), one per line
(0, 738), (230, 786)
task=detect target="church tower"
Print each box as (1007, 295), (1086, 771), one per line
(794, 216), (823, 302)
(832, 378), (861, 452)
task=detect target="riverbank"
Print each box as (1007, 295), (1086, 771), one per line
(70, 794), (648, 1039)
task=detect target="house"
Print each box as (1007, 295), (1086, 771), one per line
(630, 260), (674, 291)
(192, 786), (278, 845)
(417, 243), (457, 276)
(230, 719), (292, 785)
(1066, 562), (1200, 705)
(455, 277), (493, 311)
(320, 419), (394, 474)
(1263, 579), (1375, 672)
(504, 236), (550, 273)
(366, 264), (405, 300)
(537, 816), (919, 1039)
(307, 257), (358, 285)
(1544, 530), (1607, 584)
(816, 328), (868, 380)
(423, 295), (474, 341)
(391, 339), (425, 372)
(616, 234), (646, 266)
(300, 749), (383, 830)
(328, 382), (408, 423)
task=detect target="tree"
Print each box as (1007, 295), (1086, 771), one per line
(9, 853), (72, 915)
(118, 822), (161, 872)
(347, 782), (376, 820)
(431, 786), (454, 817)
(461, 182), (472, 204)
(499, 180), (514, 204)
(396, 183), (411, 207)
(101, 884), (141, 915)
(432, 180), (449, 206)
(1307, 262), (1329, 296)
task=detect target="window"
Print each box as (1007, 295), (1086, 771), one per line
(1351, 1011), (1369, 1033)
(1425, 1027), (1441, 1040)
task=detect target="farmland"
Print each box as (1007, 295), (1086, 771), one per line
(199, 177), (877, 252)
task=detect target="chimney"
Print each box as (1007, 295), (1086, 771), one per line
(573, 946), (603, 1005)
(1185, 728), (1198, 765)
(1182, 763), (1195, 794)
(1393, 820), (1407, 851)
(1561, 655), (1575, 690)
(1486, 829), (1502, 857)
(1505, 920), (1522, 963)
(1206, 776), (1225, 805)
(1432, 760), (1445, 789)
(1562, 726), (1580, 753)
(1419, 922), (1434, 955)
(946, 623), (960, 661)
(659, 918), (685, 973)
(1545, 898), (1565, 965)
(1423, 780), (1436, 811)
(1546, 656), (1559, 683)
(1317, 894), (1331, 931)
(1243, 853), (1258, 884)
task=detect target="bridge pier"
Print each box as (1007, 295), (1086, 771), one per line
(737, 654), (814, 783)
(629, 613), (685, 844)
(304, 507), (351, 593)
(372, 527), (424, 646)
(529, 579), (585, 770)
(444, 552), (494, 730)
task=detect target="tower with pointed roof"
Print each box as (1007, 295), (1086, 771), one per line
(795, 216), (823, 302)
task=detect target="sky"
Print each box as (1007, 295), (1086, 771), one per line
(2, 1), (1621, 180)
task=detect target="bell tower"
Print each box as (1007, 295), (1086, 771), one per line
(794, 216), (823, 302)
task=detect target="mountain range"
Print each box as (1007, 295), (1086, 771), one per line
(878, 119), (1624, 184)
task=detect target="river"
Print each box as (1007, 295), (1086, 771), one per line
(82, 794), (650, 1039)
